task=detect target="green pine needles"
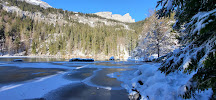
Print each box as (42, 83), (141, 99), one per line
(157, 0), (216, 99)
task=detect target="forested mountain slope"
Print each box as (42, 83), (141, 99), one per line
(0, 0), (145, 59)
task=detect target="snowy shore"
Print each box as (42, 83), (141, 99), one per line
(109, 63), (213, 100)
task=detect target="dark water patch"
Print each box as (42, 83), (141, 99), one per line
(0, 66), (66, 84)
(25, 98), (45, 100)
(51, 62), (95, 68)
(64, 68), (97, 81)
(64, 64), (87, 68)
(95, 62), (127, 67)
(95, 62), (143, 67)
(90, 68), (130, 87)
(0, 58), (65, 62)
(43, 83), (129, 100)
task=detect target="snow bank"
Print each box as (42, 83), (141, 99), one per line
(127, 54), (158, 62)
(148, 54), (158, 61)
(127, 57), (145, 61)
(110, 63), (213, 100)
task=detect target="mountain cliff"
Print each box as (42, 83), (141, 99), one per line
(95, 12), (135, 23)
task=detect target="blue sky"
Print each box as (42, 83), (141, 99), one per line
(43, 0), (158, 22)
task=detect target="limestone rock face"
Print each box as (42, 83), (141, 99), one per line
(2, 5), (132, 30)
(95, 12), (135, 23)
(1, 0), (133, 30)
(19, 0), (52, 9)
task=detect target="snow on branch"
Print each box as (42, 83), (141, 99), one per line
(186, 8), (216, 36)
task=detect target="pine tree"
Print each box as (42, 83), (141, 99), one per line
(157, 0), (216, 98)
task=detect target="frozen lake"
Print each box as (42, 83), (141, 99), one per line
(0, 57), (143, 100)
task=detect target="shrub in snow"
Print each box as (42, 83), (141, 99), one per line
(109, 56), (115, 60)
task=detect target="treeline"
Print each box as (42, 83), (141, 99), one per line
(0, 7), (139, 57)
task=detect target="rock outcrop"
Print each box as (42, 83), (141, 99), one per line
(2, 4), (132, 30)
(95, 12), (135, 23)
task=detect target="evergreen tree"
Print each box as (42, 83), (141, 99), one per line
(157, 0), (216, 98)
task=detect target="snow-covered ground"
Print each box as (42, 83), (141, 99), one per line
(127, 54), (159, 62)
(109, 63), (213, 100)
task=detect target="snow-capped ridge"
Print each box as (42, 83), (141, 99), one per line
(19, 0), (52, 9)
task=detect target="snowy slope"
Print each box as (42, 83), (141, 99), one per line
(19, 0), (52, 8)
(109, 63), (213, 100)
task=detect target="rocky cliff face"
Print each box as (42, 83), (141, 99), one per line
(18, 0), (52, 8)
(2, 0), (134, 25)
(1, 5), (131, 29)
(95, 12), (135, 23)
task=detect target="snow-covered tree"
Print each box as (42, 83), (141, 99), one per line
(157, 0), (216, 98)
(131, 11), (179, 61)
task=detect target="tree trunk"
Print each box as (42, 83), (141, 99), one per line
(156, 36), (160, 58)
(157, 43), (160, 58)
